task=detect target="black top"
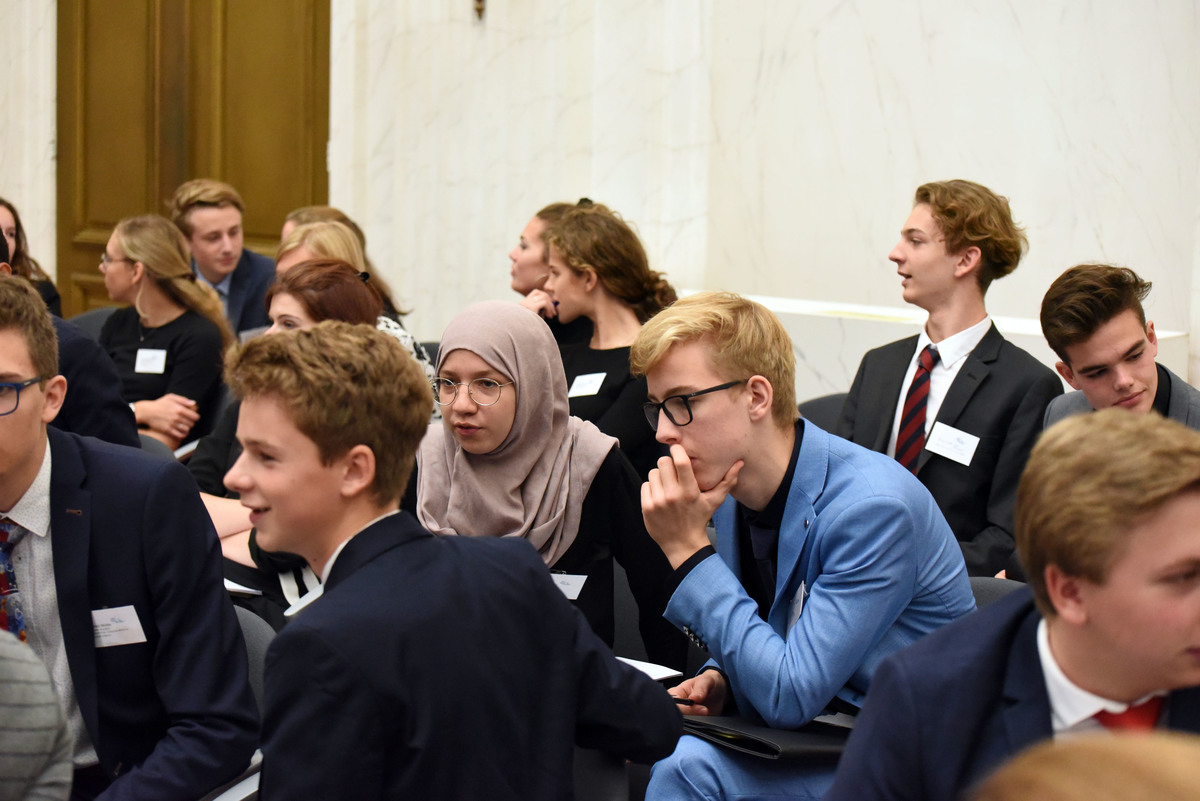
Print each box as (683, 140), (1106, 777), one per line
(99, 307), (225, 441)
(559, 342), (667, 479)
(545, 313), (592, 345)
(36, 279), (61, 316)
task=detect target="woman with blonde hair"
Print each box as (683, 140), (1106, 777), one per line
(98, 214), (233, 448)
(542, 202), (678, 477)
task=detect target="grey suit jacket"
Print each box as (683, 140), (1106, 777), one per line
(1043, 364), (1200, 429)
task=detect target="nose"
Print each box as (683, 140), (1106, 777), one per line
(508, 246), (519, 263)
(223, 451), (251, 494)
(889, 241), (904, 265)
(654, 410), (682, 446)
(1112, 364), (1134, 391)
(450, 384), (479, 413)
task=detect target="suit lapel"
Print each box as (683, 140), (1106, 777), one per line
(46, 429), (101, 744)
(325, 512), (432, 591)
(870, 338), (918, 452)
(768, 423), (824, 632)
(999, 604), (1054, 753)
(917, 324), (1001, 473)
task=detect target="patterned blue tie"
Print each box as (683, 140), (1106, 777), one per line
(0, 518), (27, 642)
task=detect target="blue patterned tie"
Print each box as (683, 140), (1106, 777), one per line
(0, 517), (27, 642)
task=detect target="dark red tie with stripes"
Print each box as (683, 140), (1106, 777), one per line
(896, 345), (939, 473)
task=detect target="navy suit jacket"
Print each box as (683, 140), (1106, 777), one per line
(838, 324), (1063, 575)
(259, 513), (682, 800)
(47, 428), (258, 799)
(826, 589), (1200, 801)
(196, 249), (274, 334)
(50, 316), (140, 448)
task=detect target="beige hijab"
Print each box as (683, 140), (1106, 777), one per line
(416, 301), (616, 565)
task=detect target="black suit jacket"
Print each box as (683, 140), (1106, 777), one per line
(838, 324), (1062, 575)
(47, 428), (258, 799)
(50, 316), (140, 448)
(259, 513), (682, 800)
(826, 589), (1200, 801)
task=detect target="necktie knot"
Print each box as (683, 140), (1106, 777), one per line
(919, 345), (939, 372)
(1094, 695), (1164, 731)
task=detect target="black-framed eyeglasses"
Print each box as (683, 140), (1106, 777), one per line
(642, 380), (745, 430)
(0, 376), (46, 417)
(431, 377), (514, 407)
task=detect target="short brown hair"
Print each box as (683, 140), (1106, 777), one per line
(0, 277), (58, 380)
(169, 179), (245, 237)
(1016, 409), (1200, 615)
(631, 291), (798, 428)
(914, 180), (1027, 292)
(545, 203), (676, 324)
(1040, 264), (1152, 363)
(265, 260), (383, 325)
(224, 321), (432, 504)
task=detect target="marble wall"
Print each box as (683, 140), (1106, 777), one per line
(3, 1), (1198, 400)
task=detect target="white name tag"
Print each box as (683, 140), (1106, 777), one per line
(134, 348), (167, 374)
(92, 606), (147, 648)
(567, 373), (606, 398)
(787, 580), (806, 633)
(551, 573), (588, 600)
(926, 422), (980, 467)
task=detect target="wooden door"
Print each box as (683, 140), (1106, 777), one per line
(57, 0), (330, 315)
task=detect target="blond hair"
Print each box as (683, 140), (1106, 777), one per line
(114, 215), (234, 349)
(969, 732), (1200, 801)
(1016, 409), (1200, 615)
(631, 291), (798, 428)
(169, 178), (245, 237)
(224, 321), (432, 504)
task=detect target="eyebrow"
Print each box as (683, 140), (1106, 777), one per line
(647, 385), (698, 403)
(1077, 340), (1144, 374)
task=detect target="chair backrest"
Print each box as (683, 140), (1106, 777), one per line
(234, 605), (276, 716)
(797, 392), (848, 432)
(969, 576), (1024, 608)
(68, 306), (117, 343)
(138, 433), (177, 461)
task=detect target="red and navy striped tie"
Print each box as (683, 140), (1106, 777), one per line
(896, 345), (939, 473)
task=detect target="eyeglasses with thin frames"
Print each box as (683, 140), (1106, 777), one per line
(642, 380), (746, 430)
(99, 252), (134, 268)
(431, 377), (514, 407)
(0, 376), (46, 417)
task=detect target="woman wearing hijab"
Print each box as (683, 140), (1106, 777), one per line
(416, 301), (685, 669)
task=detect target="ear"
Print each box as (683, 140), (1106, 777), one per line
(953, 246), (982, 280)
(40, 375), (68, 424)
(744, 375), (774, 423)
(1044, 563), (1090, 626)
(0, 262), (11, 276)
(130, 261), (146, 283)
(1146, 320), (1158, 356)
(338, 444), (378, 501)
(1054, 361), (1081, 391)
(581, 267), (599, 293)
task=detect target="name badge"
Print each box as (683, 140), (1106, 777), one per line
(787, 581), (806, 633)
(551, 573), (588, 600)
(926, 422), (980, 467)
(134, 348), (167, 374)
(568, 373), (606, 398)
(92, 606), (147, 648)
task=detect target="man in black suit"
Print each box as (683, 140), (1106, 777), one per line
(169, 179), (274, 335)
(838, 180), (1062, 575)
(0, 278), (257, 800)
(222, 321), (681, 800)
(826, 409), (1200, 801)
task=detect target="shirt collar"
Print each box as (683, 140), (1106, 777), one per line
(1037, 618), (1165, 731)
(194, 267), (234, 298)
(287, 510), (401, 619)
(917, 316), (992, 370)
(2, 436), (52, 538)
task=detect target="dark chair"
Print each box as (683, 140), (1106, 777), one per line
(420, 341), (440, 365)
(68, 306), (117, 343)
(969, 576), (1024, 608)
(798, 392), (848, 432)
(138, 433), (176, 461)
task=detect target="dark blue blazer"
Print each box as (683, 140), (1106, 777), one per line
(259, 513), (682, 800)
(196, 249), (274, 334)
(825, 588), (1200, 801)
(47, 428), (258, 799)
(50, 316), (140, 448)
(838, 324), (1063, 575)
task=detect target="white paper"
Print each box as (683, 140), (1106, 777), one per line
(616, 656), (684, 681)
(787, 580), (806, 632)
(926, 422), (980, 467)
(567, 373), (606, 398)
(224, 578), (263, 597)
(551, 573), (587, 600)
(134, 348), (167, 374)
(92, 605), (147, 648)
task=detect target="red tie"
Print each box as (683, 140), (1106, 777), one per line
(896, 346), (939, 473)
(1094, 696), (1164, 731)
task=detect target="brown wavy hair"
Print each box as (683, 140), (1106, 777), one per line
(265, 259), (383, 325)
(914, 180), (1027, 292)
